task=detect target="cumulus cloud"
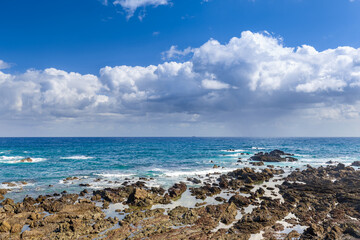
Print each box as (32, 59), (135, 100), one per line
(2, 31), (360, 135)
(113, 0), (169, 19)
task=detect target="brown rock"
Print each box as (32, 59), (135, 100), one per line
(20, 157), (33, 162)
(285, 230), (300, 240)
(229, 194), (251, 207)
(11, 223), (22, 233)
(0, 221), (11, 232)
(168, 182), (187, 199)
(3, 205), (14, 213)
(221, 202), (238, 224)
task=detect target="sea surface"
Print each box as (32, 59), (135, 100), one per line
(1, 137), (360, 201)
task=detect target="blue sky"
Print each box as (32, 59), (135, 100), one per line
(1, 0), (360, 74)
(1, 0), (360, 137)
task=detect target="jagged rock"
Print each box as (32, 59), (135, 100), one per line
(187, 177), (201, 184)
(190, 185), (221, 199)
(127, 188), (152, 207)
(351, 161), (360, 166)
(250, 150), (297, 162)
(285, 230), (300, 239)
(221, 202), (238, 224)
(168, 182), (187, 199)
(0, 221), (11, 232)
(11, 223), (22, 233)
(228, 194), (250, 207)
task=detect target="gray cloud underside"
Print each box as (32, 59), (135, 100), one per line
(1, 31), (360, 136)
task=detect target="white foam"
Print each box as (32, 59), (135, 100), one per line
(95, 173), (135, 178)
(0, 181), (35, 189)
(60, 155), (94, 160)
(252, 147), (265, 150)
(0, 156), (46, 164)
(220, 149), (245, 152)
(160, 167), (235, 178)
(222, 153), (245, 157)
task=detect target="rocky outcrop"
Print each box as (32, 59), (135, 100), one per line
(189, 184), (221, 200)
(251, 149), (298, 162)
(351, 161), (360, 166)
(0, 159), (358, 240)
(127, 188), (153, 208)
(280, 164), (360, 239)
(168, 182), (187, 199)
(228, 194), (251, 208)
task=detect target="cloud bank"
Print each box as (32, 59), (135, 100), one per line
(1, 31), (360, 136)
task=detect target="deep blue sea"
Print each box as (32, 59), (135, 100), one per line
(1, 137), (360, 201)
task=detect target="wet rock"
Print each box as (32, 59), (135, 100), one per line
(11, 223), (22, 233)
(190, 185), (221, 200)
(273, 223), (284, 231)
(127, 188), (152, 207)
(65, 176), (79, 181)
(254, 187), (265, 198)
(285, 230), (300, 239)
(2, 182), (16, 187)
(281, 164), (360, 239)
(351, 161), (360, 166)
(0, 221), (11, 232)
(215, 196), (226, 202)
(187, 177), (201, 184)
(251, 161), (264, 166)
(228, 194), (250, 207)
(102, 201), (110, 209)
(79, 183), (90, 187)
(150, 186), (166, 195)
(3, 205), (14, 213)
(195, 202), (207, 207)
(221, 202), (238, 224)
(1, 198), (14, 206)
(218, 175), (229, 188)
(20, 157), (33, 162)
(168, 182), (187, 199)
(250, 150), (297, 162)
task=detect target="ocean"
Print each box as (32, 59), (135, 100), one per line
(1, 137), (360, 201)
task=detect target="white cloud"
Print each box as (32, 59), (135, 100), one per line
(162, 46), (194, 60)
(2, 31), (360, 135)
(201, 75), (230, 90)
(113, 0), (169, 19)
(0, 60), (10, 70)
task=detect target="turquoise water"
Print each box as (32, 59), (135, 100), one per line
(1, 137), (360, 201)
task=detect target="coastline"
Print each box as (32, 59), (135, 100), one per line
(1, 150), (359, 239)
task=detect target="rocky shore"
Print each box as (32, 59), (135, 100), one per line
(0, 150), (359, 240)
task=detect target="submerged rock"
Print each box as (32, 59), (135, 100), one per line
(20, 157), (33, 163)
